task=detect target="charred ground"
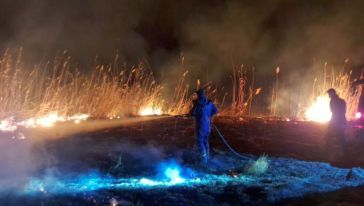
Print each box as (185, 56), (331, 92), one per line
(2, 117), (364, 205)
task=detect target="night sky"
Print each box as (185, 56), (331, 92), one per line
(1, 0), (364, 106)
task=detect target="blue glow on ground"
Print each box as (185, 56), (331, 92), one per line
(22, 167), (247, 194)
(18, 157), (364, 203)
(138, 166), (186, 186)
(139, 178), (159, 186)
(164, 167), (185, 184)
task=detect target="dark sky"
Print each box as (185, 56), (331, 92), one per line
(1, 0), (364, 111)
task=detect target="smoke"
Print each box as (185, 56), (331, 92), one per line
(0, 117), (173, 194)
(0, 137), (36, 193)
(0, 0), (364, 111)
(0, 133), (170, 195)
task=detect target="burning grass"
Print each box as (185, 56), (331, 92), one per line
(2, 49), (361, 130)
(0, 50), (164, 123)
(0, 48), (270, 131)
(305, 64), (361, 122)
(222, 64), (261, 116)
(0, 50), (263, 133)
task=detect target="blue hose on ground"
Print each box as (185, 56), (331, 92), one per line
(173, 115), (254, 159)
(212, 123), (254, 160)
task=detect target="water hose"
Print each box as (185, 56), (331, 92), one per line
(212, 123), (254, 160)
(173, 115), (253, 159)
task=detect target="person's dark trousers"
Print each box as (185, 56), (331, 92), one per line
(197, 133), (210, 164)
(325, 125), (346, 159)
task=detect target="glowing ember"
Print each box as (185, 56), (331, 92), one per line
(0, 112), (89, 134)
(68, 114), (90, 124)
(305, 95), (332, 123)
(22, 112), (65, 128)
(0, 117), (17, 132)
(19, 112), (89, 128)
(139, 105), (163, 116)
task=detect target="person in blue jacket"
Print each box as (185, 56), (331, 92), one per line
(190, 88), (218, 164)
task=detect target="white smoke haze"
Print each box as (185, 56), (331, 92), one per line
(0, 137), (36, 193)
(0, 117), (180, 194)
(0, 1), (362, 70)
(0, 137), (165, 194)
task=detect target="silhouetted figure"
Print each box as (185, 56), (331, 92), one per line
(325, 88), (347, 159)
(359, 91), (364, 115)
(190, 88), (218, 164)
(327, 88), (346, 128)
(351, 79), (364, 124)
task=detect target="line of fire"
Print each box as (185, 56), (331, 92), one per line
(2, 1), (364, 205)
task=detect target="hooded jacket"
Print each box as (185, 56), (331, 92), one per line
(190, 92), (218, 136)
(329, 94), (346, 126)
